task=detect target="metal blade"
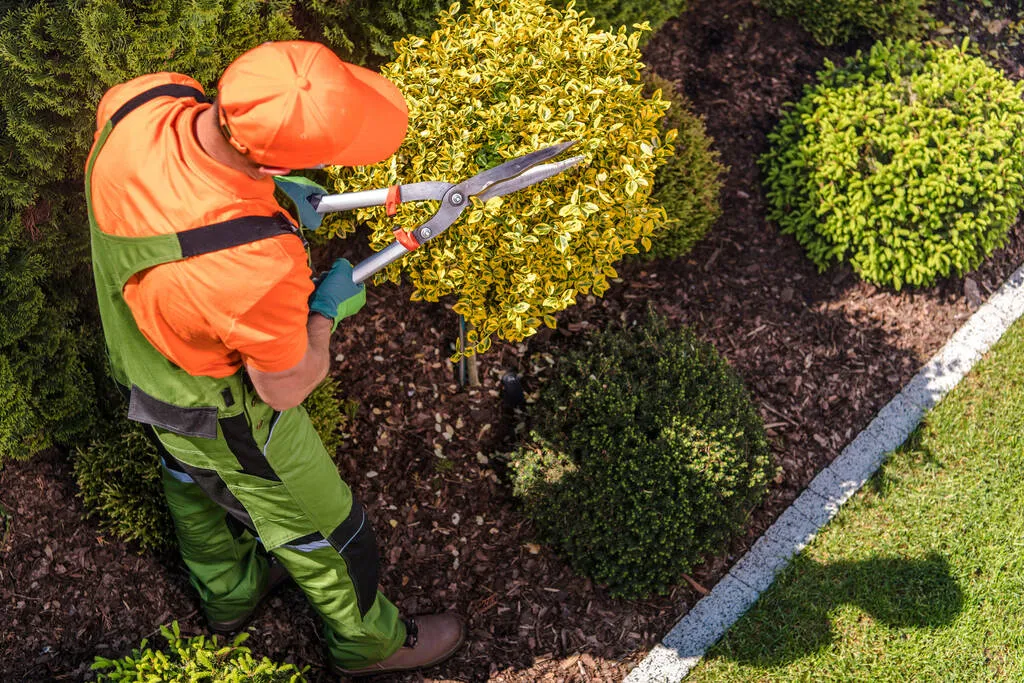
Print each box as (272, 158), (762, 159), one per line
(460, 141), (578, 197)
(474, 155), (585, 202)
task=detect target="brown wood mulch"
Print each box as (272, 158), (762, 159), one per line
(2, 0), (1023, 681)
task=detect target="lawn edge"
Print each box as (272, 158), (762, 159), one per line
(623, 261), (1024, 683)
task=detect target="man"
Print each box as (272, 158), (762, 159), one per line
(85, 40), (464, 676)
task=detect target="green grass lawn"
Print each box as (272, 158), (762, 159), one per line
(689, 317), (1024, 682)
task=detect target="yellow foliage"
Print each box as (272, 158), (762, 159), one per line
(327, 0), (673, 356)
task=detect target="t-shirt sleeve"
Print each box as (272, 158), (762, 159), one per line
(95, 73), (205, 133)
(225, 243), (315, 374)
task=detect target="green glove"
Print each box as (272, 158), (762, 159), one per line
(309, 259), (366, 332)
(273, 174), (329, 231)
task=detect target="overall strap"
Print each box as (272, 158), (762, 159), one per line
(97, 82), (299, 261)
(177, 213), (298, 258)
(109, 83), (210, 127)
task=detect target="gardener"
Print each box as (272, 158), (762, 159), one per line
(84, 40), (464, 677)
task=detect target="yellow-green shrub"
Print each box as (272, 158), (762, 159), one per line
(93, 622), (307, 681)
(327, 0), (674, 356)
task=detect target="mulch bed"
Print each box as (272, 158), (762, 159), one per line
(3, 1), (1023, 681)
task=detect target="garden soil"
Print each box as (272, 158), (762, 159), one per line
(2, 0), (1022, 681)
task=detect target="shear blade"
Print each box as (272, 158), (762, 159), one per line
(463, 141), (578, 197)
(475, 155), (585, 202)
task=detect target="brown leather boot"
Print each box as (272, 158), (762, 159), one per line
(331, 613), (465, 678)
(208, 558), (291, 634)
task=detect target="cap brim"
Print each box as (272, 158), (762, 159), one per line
(328, 64), (409, 167)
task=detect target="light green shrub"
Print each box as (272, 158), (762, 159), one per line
(761, 39), (1024, 289)
(642, 72), (724, 261)
(758, 0), (928, 46)
(92, 622), (308, 681)
(510, 312), (775, 598)
(328, 0), (674, 356)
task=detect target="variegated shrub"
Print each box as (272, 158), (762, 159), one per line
(327, 0), (674, 355)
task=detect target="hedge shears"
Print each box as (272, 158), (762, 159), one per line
(274, 141), (585, 284)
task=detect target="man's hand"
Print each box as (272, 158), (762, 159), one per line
(309, 258), (366, 331)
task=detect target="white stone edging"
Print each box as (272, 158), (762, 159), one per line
(624, 262), (1024, 683)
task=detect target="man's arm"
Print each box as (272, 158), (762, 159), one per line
(247, 313), (332, 411)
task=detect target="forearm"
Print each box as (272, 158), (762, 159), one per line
(247, 313), (333, 411)
(304, 312), (333, 384)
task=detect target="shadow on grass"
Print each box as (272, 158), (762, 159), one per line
(711, 552), (963, 668)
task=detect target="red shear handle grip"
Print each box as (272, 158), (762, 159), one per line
(385, 185), (401, 216)
(393, 228), (420, 250)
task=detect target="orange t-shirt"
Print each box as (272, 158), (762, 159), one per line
(88, 73), (313, 378)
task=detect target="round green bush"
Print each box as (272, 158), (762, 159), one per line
(642, 72), (725, 261)
(761, 39), (1024, 290)
(758, 0), (927, 46)
(93, 622), (308, 681)
(509, 312), (775, 598)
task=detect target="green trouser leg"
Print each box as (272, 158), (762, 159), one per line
(160, 461), (269, 622)
(273, 545), (405, 668)
(152, 391), (406, 669)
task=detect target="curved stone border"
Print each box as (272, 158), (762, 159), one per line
(624, 262), (1024, 683)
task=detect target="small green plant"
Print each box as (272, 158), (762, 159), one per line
(92, 621), (308, 681)
(510, 311), (776, 598)
(328, 0), (674, 357)
(761, 39), (1024, 290)
(303, 377), (357, 457)
(74, 418), (175, 551)
(758, 0), (928, 45)
(641, 72), (724, 261)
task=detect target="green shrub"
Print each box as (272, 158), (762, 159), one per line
(641, 72), (724, 261)
(74, 382), (355, 550)
(761, 39), (1024, 290)
(74, 418), (175, 551)
(0, 196), (98, 463)
(758, 0), (928, 46)
(510, 312), (776, 598)
(92, 621), (308, 681)
(554, 0), (689, 35)
(0, 2), (100, 209)
(79, 0), (299, 88)
(0, 0), (302, 462)
(295, 0), (445, 65)
(328, 0), (674, 356)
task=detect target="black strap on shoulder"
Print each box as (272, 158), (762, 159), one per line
(177, 213), (297, 258)
(109, 83), (210, 128)
(105, 83), (296, 257)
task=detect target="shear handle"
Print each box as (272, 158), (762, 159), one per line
(313, 181), (452, 214)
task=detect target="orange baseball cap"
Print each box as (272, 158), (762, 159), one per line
(217, 41), (408, 169)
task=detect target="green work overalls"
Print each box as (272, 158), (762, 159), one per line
(85, 83), (405, 668)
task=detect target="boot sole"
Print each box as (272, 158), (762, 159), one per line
(333, 629), (466, 678)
